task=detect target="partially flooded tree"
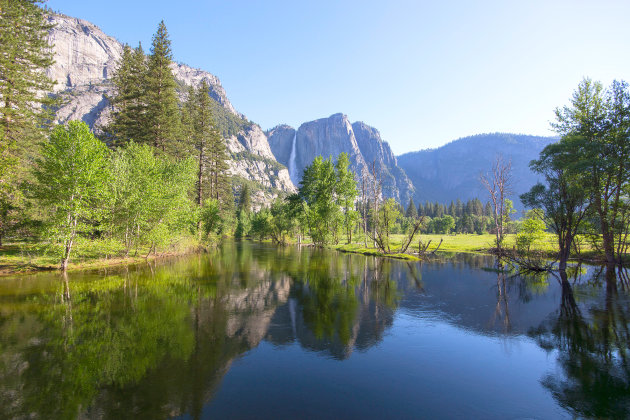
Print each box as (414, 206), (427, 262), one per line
(480, 154), (513, 252)
(521, 136), (590, 271)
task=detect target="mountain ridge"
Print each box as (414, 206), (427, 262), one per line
(397, 133), (558, 211)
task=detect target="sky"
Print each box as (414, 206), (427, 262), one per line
(47, 0), (630, 154)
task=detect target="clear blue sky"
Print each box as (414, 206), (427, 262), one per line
(47, 0), (630, 154)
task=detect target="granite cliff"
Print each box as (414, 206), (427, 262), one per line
(267, 113), (414, 203)
(45, 13), (294, 205)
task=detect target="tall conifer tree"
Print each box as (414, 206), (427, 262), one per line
(105, 43), (148, 147)
(0, 0), (56, 244)
(145, 21), (180, 153)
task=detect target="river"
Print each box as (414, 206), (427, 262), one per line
(0, 242), (628, 418)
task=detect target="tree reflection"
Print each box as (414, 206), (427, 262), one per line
(530, 266), (630, 418)
(0, 242), (408, 417)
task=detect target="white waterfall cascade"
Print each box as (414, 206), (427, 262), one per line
(288, 131), (298, 186)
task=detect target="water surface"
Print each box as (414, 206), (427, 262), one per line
(0, 243), (628, 419)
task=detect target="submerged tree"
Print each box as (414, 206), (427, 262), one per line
(521, 136), (590, 271)
(480, 154), (512, 251)
(552, 78), (630, 264)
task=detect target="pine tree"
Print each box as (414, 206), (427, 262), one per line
(405, 197), (418, 219)
(145, 21), (180, 153)
(104, 43), (148, 147)
(0, 0), (56, 244)
(184, 80), (231, 229)
(0, 0), (55, 151)
(238, 184), (252, 214)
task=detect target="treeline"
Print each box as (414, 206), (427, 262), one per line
(0, 2), (246, 269)
(408, 198), (505, 235)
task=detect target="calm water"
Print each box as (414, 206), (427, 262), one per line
(0, 243), (628, 419)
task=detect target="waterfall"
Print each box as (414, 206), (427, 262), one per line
(288, 131), (298, 185)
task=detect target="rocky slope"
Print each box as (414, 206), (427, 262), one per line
(397, 133), (557, 211)
(45, 13), (295, 205)
(267, 113), (414, 202)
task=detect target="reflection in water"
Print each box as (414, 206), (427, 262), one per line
(0, 243), (628, 418)
(529, 266), (630, 418)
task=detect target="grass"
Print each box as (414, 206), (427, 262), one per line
(332, 243), (421, 261)
(0, 237), (201, 277)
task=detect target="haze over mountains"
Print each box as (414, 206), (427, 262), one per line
(398, 133), (557, 211)
(46, 11), (557, 208)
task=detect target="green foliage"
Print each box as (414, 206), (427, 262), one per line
(145, 21), (181, 152)
(200, 199), (222, 239)
(299, 156), (341, 245)
(103, 43), (148, 147)
(107, 141), (196, 255)
(516, 209), (546, 252)
(433, 214), (455, 234)
(521, 135), (591, 269)
(551, 78), (630, 263)
(0, 0), (56, 244)
(32, 121), (110, 268)
(405, 197), (418, 219)
(335, 153), (359, 243)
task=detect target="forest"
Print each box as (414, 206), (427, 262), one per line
(1, 1), (629, 273)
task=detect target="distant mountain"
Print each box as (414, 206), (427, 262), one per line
(397, 133), (557, 212)
(267, 113), (414, 203)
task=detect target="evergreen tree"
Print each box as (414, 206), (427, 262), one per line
(0, 0), (55, 152)
(238, 184), (252, 214)
(145, 21), (180, 153)
(104, 43), (148, 147)
(0, 0), (56, 243)
(405, 197), (418, 219)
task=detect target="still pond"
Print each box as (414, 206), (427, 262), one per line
(0, 242), (628, 419)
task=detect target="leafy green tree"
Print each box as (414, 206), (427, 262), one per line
(299, 156), (340, 245)
(371, 198), (401, 252)
(521, 135), (591, 270)
(553, 78), (630, 264)
(145, 21), (181, 153)
(234, 185), (252, 239)
(516, 209), (546, 253)
(334, 153), (358, 243)
(108, 142), (195, 255)
(33, 122), (110, 270)
(434, 215), (455, 234)
(0, 0), (55, 153)
(250, 207), (272, 240)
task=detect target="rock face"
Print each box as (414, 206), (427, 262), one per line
(268, 114), (414, 202)
(397, 133), (557, 211)
(45, 13), (294, 203)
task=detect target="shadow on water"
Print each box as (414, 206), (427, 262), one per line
(0, 242), (628, 418)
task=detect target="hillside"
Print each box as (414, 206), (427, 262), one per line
(397, 133), (557, 211)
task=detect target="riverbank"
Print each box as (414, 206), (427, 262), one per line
(0, 239), (202, 277)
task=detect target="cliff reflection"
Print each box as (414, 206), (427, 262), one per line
(0, 242), (406, 418)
